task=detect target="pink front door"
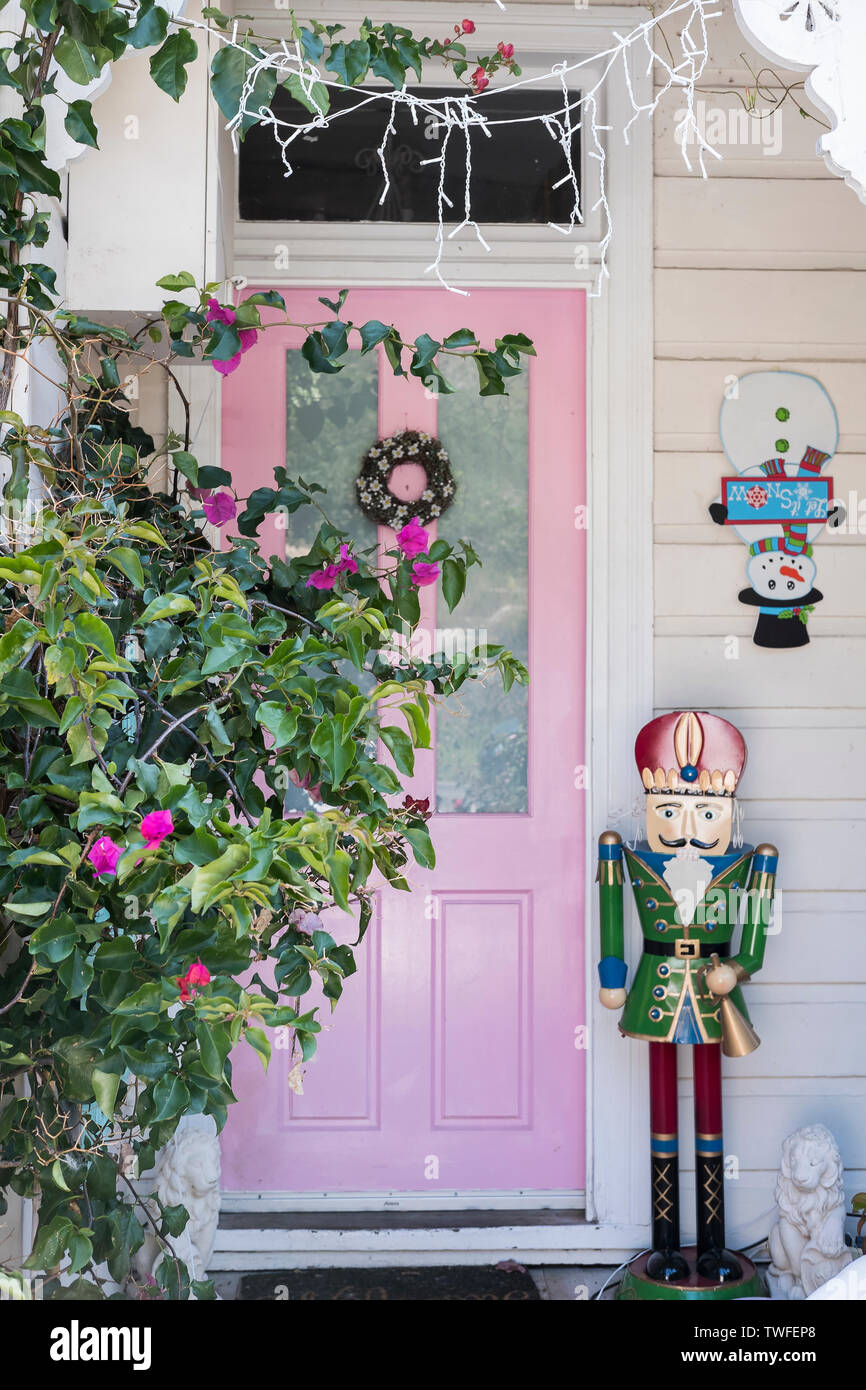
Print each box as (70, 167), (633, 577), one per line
(221, 288), (587, 1197)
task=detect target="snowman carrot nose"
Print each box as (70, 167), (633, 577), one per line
(779, 565), (802, 581)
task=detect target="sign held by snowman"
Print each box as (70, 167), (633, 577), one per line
(710, 371), (842, 649)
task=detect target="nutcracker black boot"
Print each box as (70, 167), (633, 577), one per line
(647, 1042), (689, 1283)
(694, 1044), (742, 1283)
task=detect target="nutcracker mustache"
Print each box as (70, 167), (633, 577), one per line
(658, 835), (721, 850)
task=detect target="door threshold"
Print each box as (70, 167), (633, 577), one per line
(211, 1209), (648, 1271)
(220, 1189), (585, 1214)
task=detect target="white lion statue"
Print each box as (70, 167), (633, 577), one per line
(767, 1123), (853, 1299)
(133, 1115), (221, 1291)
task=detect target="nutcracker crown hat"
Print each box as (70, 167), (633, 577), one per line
(635, 711), (747, 797)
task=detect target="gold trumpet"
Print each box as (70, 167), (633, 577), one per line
(703, 952), (761, 1058)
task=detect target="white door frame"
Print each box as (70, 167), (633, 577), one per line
(221, 3), (654, 1248)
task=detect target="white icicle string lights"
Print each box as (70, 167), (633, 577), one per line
(191, 0), (723, 295)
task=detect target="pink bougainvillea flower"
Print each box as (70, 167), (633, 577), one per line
(205, 298), (236, 326)
(335, 543), (358, 575)
(207, 300), (258, 375)
(88, 835), (123, 878)
(462, 19), (475, 33)
(497, 41), (515, 60)
(187, 485), (211, 502)
(397, 516), (429, 559)
(471, 66), (489, 93)
(177, 958), (211, 1002)
(411, 560), (441, 588)
(140, 809), (174, 851)
(212, 353), (242, 376)
(306, 546), (357, 589)
(403, 794), (432, 820)
(202, 491), (237, 527)
(306, 564), (339, 590)
(187, 959), (211, 988)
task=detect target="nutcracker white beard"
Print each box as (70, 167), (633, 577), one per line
(660, 853), (714, 926)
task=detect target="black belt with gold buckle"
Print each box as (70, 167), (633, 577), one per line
(644, 940), (730, 960)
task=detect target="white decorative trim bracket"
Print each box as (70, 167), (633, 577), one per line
(733, 1), (866, 203)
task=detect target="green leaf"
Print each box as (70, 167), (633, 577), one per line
(441, 556), (466, 613)
(404, 823), (436, 869)
(127, 1), (169, 49)
(149, 30), (198, 102)
(73, 612), (117, 661)
(359, 319), (390, 353)
(0, 618), (38, 677)
(92, 1067), (120, 1117)
(370, 45), (405, 89)
(326, 38), (371, 86)
(283, 71), (329, 116)
(140, 592), (195, 623)
(245, 1026), (271, 1069)
(105, 546), (145, 589)
(28, 915), (76, 963)
(63, 99), (99, 149)
(151, 1073), (190, 1122)
(161, 1203), (189, 1238)
(255, 701), (298, 750)
(195, 1021), (223, 1080)
(380, 724), (414, 776)
(156, 270), (196, 291)
(310, 717), (356, 785)
(24, 1214), (75, 1271)
(185, 842), (250, 912)
(210, 43), (276, 133)
(94, 938), (140, 972)
(53, 35), (103, 85)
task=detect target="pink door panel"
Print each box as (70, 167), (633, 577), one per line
(221, 288), (587, 1196)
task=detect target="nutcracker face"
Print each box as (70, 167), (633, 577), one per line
(645, 793), (734, 855)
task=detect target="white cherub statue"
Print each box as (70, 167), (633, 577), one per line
(767, 1123), (854, 1299)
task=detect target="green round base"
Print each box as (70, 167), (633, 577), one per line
(616, 1247), (764, 1301)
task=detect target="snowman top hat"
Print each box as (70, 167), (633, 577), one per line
(720, 370), (838, 474)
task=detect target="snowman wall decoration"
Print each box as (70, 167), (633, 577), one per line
(710, 371), (842, 649)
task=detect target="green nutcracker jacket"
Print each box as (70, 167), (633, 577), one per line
(597, 834), (778, 1045)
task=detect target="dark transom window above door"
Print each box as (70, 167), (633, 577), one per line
(238, 86), (582, 224)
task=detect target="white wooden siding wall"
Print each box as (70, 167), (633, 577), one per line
(647, 2), (866, 1240)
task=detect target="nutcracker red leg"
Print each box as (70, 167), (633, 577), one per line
(646, 1042), (689, 1282)
(693, 1042), (742, 1282)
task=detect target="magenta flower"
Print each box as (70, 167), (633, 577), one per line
(141, 809), (174, 851)
(206, 300), (258, 375)
(177, 958), (211, 1002)
(411, 560), (441, 588)
(88, 836), (123, 878)
(397, 517), (429, 559)
(335, 543), (358, 575)
(306, 564), (339, 590)
(202, 491), (237, 527)
(205, 298), (236, 326)
(213, 355), (242, 376)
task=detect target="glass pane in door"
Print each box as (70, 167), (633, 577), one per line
(434, 357), (530, 814)
(285, 350), (379, 555)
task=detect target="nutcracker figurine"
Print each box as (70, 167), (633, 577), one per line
(598, 711), (778, 1299)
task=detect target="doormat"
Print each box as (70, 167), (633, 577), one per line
(239, 1264), (541, 1301)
